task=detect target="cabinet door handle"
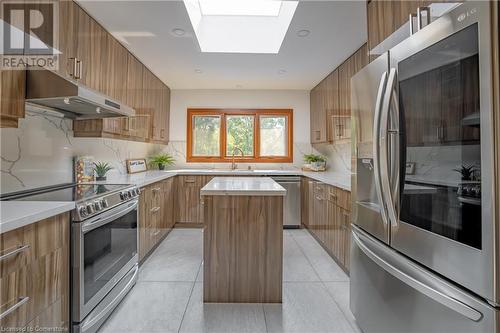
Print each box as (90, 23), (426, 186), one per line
(160, 129), (165, 139)
(185, 179), (195, 183)
(74, 58), (82, 80)
(151, 230), (161, 237)
(417, 6), (431, 31)
(409, 13), (418, 35)
(150, 206), (161, 213)
(152, 187), (161, 192)
(315, 196), (323, 201)
(0, 244), (30, 262)
(0, 296), (29, 320)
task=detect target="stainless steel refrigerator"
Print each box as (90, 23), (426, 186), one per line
(350, 2), (499, 332)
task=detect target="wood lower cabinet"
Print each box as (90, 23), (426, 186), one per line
(300, 177), (311, 227)
(0, 213), (69, 331)
(304, 180), (351, 273)
(175, 175), (213, 226)
(138, 178), (175, 261)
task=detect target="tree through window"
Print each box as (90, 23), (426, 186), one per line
(187, 109), (293, 163)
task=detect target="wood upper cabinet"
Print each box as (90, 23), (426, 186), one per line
(367, 0), (460, 60)
(103, 37), (128, 103)
(310, 78), (328, 144)
(0, 213), (69, 330)
(310, 44), (367, 145)
(175, 175), (213, 225)
(142, 70), (170, 144)
(0, 69), (26, 128)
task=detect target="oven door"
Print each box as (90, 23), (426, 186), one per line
(383, 1), (496, 303)
(72, 199), (139, 321)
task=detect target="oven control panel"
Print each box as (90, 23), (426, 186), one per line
(74, 185), (139, 221)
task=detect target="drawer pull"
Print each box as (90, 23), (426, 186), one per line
(185, 179), (195, 183)
(151, 230), (161, 237)
(152, 187), (161, 192)
(0, 296), (29, 320)
(0, 244), (30, 262)
(150, 207), (161, 213)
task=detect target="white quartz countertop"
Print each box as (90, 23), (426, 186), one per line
(201, 177), (286, 196)
(0, 201), (75, 234)
(98, 169), (351, 191)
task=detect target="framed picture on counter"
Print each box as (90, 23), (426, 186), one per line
(126, 159), (147, 174)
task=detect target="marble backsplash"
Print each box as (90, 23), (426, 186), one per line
(1, 105), (352, 194)
(405, 145), (481, 185)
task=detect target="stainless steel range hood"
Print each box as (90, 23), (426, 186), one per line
(26, 69), (135, 119)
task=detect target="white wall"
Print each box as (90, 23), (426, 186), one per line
(169, 89), (310, 143)
(163, 89), (314, 168)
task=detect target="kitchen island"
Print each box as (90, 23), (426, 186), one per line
(201, 177), (286, 303)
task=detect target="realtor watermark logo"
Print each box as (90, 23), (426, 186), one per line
(1, 0), (59, 70)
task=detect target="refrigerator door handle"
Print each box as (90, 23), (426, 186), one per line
(372, 71), (389, 227)
(352, 229), (483, 322)
(379, 68), (399, 228)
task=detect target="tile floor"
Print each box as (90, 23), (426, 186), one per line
(99, 229), (361, 333)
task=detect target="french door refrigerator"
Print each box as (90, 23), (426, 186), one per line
(350, 1), (499, 332)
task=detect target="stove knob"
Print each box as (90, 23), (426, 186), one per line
(135, 188), (141, 196)
(94, 201), (102, 211)
(120, 191), (127, 200)
(86, 204), (95, 214)
(129, 190), (135, 197)
(79, 206), (88, 217)
(101, 199), (109, 208)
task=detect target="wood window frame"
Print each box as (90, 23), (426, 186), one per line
(187, 108), (293, 163)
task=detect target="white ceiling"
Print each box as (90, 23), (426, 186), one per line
(77, 0), (367, 90)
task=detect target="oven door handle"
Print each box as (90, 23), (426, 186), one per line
(82, 200), (138, 234)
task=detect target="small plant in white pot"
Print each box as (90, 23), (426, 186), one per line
(303, 154), (327, 171)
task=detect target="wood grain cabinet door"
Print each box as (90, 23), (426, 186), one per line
(0, 69), (25, 128)
(56, 0), (78, 80)
(300, 177), (310, 227)
(0, 213), (69, 330)
(104, 36), (128, 103)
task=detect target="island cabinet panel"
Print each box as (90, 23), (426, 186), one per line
(175, 175), (213, 226)
(203, 195), (283, 303)
(0, 212), (70, 331)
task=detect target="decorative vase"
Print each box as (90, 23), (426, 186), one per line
(96, 176), (107, 181)
(158, 164), (165, 170)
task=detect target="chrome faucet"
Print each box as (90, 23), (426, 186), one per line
(231, 146), (244, 170)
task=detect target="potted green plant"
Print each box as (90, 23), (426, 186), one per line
(149, 153), (175, 170)
(93, 161), (113, 181)
(453, 164), (476, 181)
(303, 154), (327, 171)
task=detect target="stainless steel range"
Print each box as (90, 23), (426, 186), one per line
(2, 183), (140, 333)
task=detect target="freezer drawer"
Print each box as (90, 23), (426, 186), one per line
(350, 226), (497, 333)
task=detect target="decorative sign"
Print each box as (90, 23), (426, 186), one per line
(127, 159), (147, 174)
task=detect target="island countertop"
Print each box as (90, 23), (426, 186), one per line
(200, 177), (286, 196)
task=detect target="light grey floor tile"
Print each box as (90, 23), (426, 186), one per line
(263, 282), (355, 333)
(323, 282), (361, 333)
(292, 232), (349, 282)
(179, 283), (267, 333)
(139, 230), (203, 282)
(196, 262), (203, 282)
(283, 236), (320, 282)
(98, 281), (193, 333)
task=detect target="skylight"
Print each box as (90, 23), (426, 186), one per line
(199, 0), (282, 17)
(183, 0), (298, 54)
